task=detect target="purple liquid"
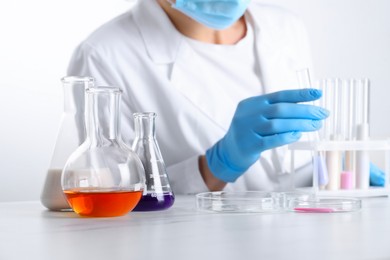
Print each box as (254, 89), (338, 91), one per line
(133, 192), (175, 211)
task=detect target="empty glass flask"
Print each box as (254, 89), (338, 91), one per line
(132, 112), (175, 211)
(61, 87), (145, 217)
(41, 76), (94, 211)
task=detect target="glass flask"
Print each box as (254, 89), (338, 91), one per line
(61, 87), (145, 217)
(132, 112), (175, 211)
(41, 76), (94, 211)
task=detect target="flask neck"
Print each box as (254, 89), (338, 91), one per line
(134, 113), (156, 139)
(62, 76), (94, 113)
(85, 87), (122, 145)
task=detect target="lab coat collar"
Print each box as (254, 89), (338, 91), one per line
(133, 0), (184, 64)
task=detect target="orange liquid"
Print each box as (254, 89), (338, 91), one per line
(64, 189), (142, 217)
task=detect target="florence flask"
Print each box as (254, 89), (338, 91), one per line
(61, 87), (145, 217)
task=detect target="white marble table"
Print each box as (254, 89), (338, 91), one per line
(1, 195), (390, 260)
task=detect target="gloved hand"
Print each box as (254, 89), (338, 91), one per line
(206, 88), (329, 183)
(370, 162), (385, 186)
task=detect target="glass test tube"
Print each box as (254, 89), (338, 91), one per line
(324, 79), (342, 190)
(296, 69), (328, 192)
(340, 79), (355, 189)
(355, 79), (370, 189)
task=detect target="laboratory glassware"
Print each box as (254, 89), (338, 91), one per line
(317, 78), (371, 190)
(355, 79), (370, 189)
(341, 79), (356, 189)
(196, 191), (361, 213)
(288, 196), (361, 213)
(289, 75), (389, 197)
(296, 69), (328, 192)
(62, 87), (145, 217)
(41, 76), (94, 211)
(325, 79), (343, 190)
(132, 112), (175, 211)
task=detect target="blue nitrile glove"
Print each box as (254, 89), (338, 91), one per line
(205, 88), (329, 183)
(370, 162), (385, 186)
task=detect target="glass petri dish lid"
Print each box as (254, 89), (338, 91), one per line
(196, 191), (313, 213)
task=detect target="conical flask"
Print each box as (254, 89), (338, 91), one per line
(61, 87), (145, 217)
(132, 112), (175, 211)
(41, 76), (94, 211)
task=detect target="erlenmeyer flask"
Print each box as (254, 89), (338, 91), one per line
(132, 112), (175, 211)
(61, 87), (145, 217)
(41, 76), (94, 211)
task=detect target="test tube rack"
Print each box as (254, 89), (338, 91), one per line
(288, 139), (390, 197)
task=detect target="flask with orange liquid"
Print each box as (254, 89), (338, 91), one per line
(61, 86), (145, 217)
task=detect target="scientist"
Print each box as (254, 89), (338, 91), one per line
(67, 0), (383, 193)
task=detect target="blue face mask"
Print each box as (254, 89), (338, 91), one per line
(169, 0), (251, 30)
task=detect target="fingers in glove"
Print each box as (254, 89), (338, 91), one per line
(254, 119), (322, 136)
(265, 89), (322, 104)
(256, 131), (302, 151)
(264, 103), (329, 120)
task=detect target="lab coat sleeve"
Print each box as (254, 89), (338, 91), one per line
(66, 42), (123, 89)
(66, 41), (139, 141)
(166, 155), (210, 195)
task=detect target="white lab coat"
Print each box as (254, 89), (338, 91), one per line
(67, 0), (313, 194)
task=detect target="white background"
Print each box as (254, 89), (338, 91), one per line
(0, 0), (389, 202)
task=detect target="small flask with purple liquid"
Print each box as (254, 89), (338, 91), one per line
(132, 112), (175, 211)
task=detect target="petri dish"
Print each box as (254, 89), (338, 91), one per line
(196, 191), (361, 213)
(288, 197), (362, 213)
(196, 191), (313, 213)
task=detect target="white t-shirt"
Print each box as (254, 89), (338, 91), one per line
(184, 16), (262, 106)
